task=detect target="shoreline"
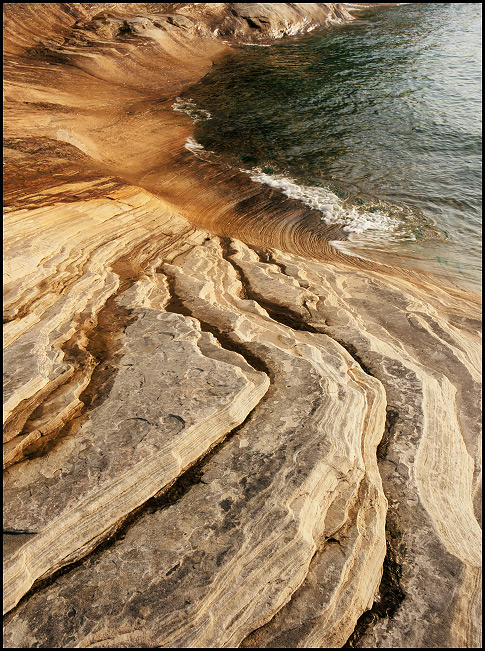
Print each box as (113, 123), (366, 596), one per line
(3, 4), (482, 648)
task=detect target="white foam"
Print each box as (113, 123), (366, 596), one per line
(172, 97), (212, 123)
(327, 16), (345, 25)
(247, 169), (399, 235)
(183, 137), (220, 164)
(184, 136), (205, 153)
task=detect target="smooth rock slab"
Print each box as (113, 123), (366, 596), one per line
(3, 237), (387, 648)
(3, 309), (269, 614)
(3, 338), (386, 648)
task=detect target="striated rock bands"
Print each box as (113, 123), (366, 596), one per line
(4, 222), (389, 647)
(3, 2), (482, 649)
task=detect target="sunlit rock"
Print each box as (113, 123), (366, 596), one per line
(3, 3), (481, 648)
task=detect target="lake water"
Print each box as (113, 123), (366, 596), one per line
(178, 3), (482, 292)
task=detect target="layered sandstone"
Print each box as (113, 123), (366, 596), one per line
(3, 3), (482, 649)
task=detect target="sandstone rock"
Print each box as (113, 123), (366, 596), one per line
(3, 2), (481, 648)
(4, 305), (269, 616)
(3, 237), (387, 647)
(4, 228), (481, 647)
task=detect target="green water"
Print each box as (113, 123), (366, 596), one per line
(179, 3), (482, 291)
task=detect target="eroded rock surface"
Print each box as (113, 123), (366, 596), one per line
(3, 3), (482, 649)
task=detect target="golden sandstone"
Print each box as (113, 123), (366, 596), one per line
(3, 4), (481, 648)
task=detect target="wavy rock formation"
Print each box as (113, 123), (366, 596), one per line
(3, 3), (482, 648)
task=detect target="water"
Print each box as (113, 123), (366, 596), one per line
(178, 3), (482, 292)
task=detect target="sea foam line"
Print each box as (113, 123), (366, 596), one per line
(184, 136), (205, 153)
(172, 97), (212, 122)
(173, 95), (401, 237)
(247, 169), (401, 235)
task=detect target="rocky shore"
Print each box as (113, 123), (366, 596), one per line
(3, 4), (482, 648)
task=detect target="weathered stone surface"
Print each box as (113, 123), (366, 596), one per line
(4, 306), (269, 615)
(235, 246), (482, 648)
(4, 237), (388, 647)
(3, 187), (205, 467)
(3, 2), (481, 648)
(4, 229), (481, 647)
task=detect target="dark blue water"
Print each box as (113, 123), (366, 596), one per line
(177, 3), (482, 291)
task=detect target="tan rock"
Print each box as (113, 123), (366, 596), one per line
(4, 307), (269, 615)
(4, 238), (388, 647)
(3, 2), (481, 648)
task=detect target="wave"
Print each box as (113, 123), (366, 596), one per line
(239, 42), (272, 47)
(246, 169), (402, 236)
(172, 97), (212, 123)
(179, 132), (416, 247)
(184, 136), (205, 153)
(172, 95), (399, 239)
